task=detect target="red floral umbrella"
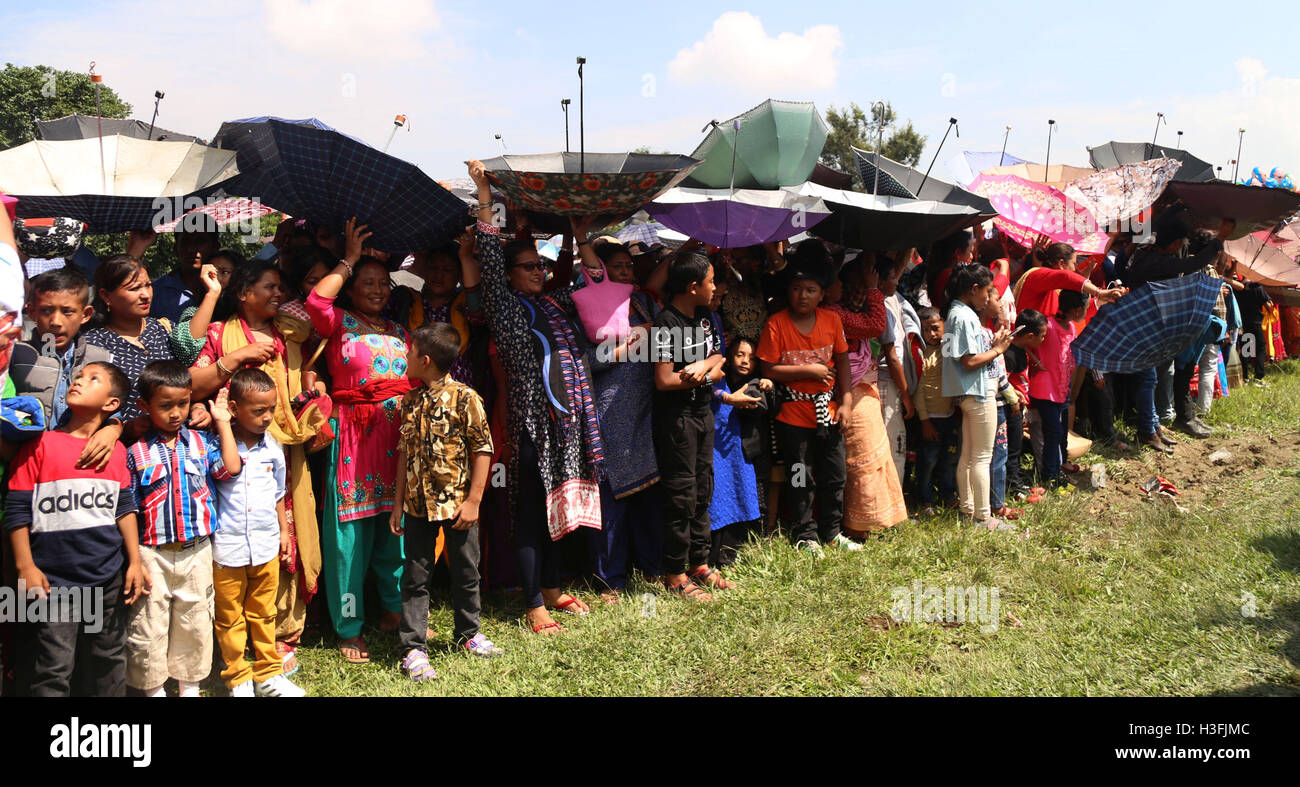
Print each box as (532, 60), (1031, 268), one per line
(481, 152), (700, 225)
(969, 173), (1108, 253)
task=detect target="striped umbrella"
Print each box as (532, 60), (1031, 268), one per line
(1071, 274), (1222, 373)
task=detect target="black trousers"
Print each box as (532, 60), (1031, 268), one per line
(12, 572), (126, 697)
(1173, 361), (1198, 423)
(653, 407), (714, 575)
(1081, 376), (1120, 443)
(774, 420), (846, 544)
(1241, 325), (1268, 379)
(399, 516), (481, 650)
(513, 432), (559, 609)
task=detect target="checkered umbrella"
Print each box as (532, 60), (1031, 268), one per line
(0, 135), (239, 232)
(212, 117), (470, 253)
(615, 221), (666, 246)
(1071, 274), (1222, 373)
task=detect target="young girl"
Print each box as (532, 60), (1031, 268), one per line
(1028, 288), (1087, 488)
(941, 264), (1014, 532)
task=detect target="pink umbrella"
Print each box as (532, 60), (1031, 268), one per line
(152, 196), (274, 233)
(969, 173), (1108, 254)
(1251, 221), (1300, 258)
(1227, 234), (1300, 287)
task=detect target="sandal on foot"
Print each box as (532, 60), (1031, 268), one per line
(531, 621), (566, 634)
(689, 567), (734, 590)
(665, 579), (713, 602)
(546, 593), (590, 616)
(338, 636), (370, 664)
(276, 641), (300, 676)
(401, 649), (437, 682)
(993, 506), (1023, 521)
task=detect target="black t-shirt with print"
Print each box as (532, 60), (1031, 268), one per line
(651, 304), (720, 415)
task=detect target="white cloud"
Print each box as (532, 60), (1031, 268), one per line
(667, 12), (842, 94)
(264, 0), (440, 59)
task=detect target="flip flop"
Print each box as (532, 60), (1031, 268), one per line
(546, 593), (590, 616)
(531, 621), (566, 634)
(338, 636), (369, 664)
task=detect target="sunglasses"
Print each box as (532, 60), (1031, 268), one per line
(509, 262), (549, 273)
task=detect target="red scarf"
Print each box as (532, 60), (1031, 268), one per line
(332, 378), (414, 424)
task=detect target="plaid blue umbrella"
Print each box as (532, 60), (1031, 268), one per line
(1071, 274), (1222, 373)
(211, 117), (469, 253)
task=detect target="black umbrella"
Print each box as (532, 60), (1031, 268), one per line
(852, 147), (995, 214)
(1164, 180), (1300, 238)
(791, 182), (982, 251)
(1087, 141), (1216, 183)
(37, 113), (202, 143)
(211, 117), (470, 253)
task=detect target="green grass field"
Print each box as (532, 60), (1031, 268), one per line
(288, 361), (1300, 697)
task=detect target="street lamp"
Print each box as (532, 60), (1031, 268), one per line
(561, 98), (571, 152)
(576, 57), (587, 172)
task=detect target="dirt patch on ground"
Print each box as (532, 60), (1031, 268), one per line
(1071, 430), (1300, 517)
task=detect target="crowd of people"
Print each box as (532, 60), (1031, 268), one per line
(0, 158), (1294, 697)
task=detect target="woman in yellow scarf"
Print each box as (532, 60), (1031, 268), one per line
(190, 260), (328, 676)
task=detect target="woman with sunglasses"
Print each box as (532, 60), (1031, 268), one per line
(465, 159), (604, 635)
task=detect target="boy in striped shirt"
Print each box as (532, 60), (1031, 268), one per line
(124, 360), (241, 697)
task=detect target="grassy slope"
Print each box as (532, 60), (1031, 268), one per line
(289, 362), (1300, 697)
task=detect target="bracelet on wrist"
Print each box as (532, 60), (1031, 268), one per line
(215, 357), (234, 377)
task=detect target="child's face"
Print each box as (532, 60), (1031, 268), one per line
(709, 270), (728, 311)
(979, 295), (1002, 322)
(28, 289), (92, 353)
(965, 282), (994, 311)
(140, 385), (191, 435)
(688, 264), (716, 308)
(787, 277), (824, 316)
(211, 255), (236, 290)
(1014, 327), (1047, 350)
(65, 365), (120, 415)
(404, 346), (443, 382)
(730, 340), (757, 377)
(230, 387), (278, 436)
(921, 316), (944, 347)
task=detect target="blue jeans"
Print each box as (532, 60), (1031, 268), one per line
(990, 405), (1008, 511)
(915, 414), (959, 506)
(1134, 366), (1159, 437)
(589, 481), (664, 591)
(1031, 398), (1068, 484)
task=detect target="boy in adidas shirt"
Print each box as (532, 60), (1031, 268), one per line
(4, 361), (150, 696)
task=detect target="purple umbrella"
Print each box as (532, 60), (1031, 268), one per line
(645, 187), (830, 248)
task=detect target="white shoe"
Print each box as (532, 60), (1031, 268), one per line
(795, 539), (825, 558)
(832, 534), (865, 552)
(230, 680), (254, 698)
(254, 674), (306, 697)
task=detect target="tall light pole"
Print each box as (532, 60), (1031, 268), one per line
(147, 90), (165, 140)
(1234, 128), (1245, 182)
(1044, 119), (1056, 183)
(999, 125), (1011, 166)
(918, 117), (958, 195)
(576, 57), (586, 173)
(561, 98), (571, 152)
(382, 114), (407, 153)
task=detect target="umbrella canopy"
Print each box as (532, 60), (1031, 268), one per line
(853, 148), (995, 214)
(212, 117), (469, 253)
(969, 173), (1108, 254)
(1087, 141), (1216, 183)
(684, 100), (827, 189)
(614, 217), (668, 246)
(152, 196), (274, 233)
(787, 181), (980, 251)
(36, 113), (201, 144)
(981, 162), (1095, 188)
(1062, 158), (1182, 228)
(1164, 180), (1300, 238)
(646, 187), (830, 248)
(1252, 221), (1300, 257)
(1225, 235), (1300, 287)
(1071, 274), (1222, 373)
(0, 135), (239, 232)
(948, 150), (1033, 188)
(480, 152), (699, 228)
(810, 162), (854, 191)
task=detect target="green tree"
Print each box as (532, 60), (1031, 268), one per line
(821, 102), (928, 190)
(0, 63), (133, 149)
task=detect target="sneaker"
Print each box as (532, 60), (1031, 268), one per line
(795, 539), (826, 558)
(462, 633), (504, 658)
(976, 517), (1018, 533)
(230, 680), (254, 698)
(401, 649), (438, 682)
(254, 674), (306, 697)
(831, 533), (864, 551)
(1172, 418), (1210, 438)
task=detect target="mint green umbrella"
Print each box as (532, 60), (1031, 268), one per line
(684, 99), (828, 189)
